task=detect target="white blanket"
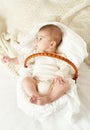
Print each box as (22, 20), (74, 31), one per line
(0, 62), (90, 130)
(13, 21), (86, 124)
(0, 0), (90, 130)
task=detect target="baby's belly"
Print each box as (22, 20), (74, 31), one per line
(32, 64), (58, 81)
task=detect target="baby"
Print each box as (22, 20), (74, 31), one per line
(2, 24), (70, 105)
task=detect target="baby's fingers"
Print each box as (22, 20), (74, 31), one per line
(2, 56), (10, 63)
(2, 56), (7, 63)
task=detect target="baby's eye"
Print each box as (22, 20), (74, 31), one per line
(35, 36), (38, 40)
(39, 37), (42, 40)
(35, 36), (43, 41)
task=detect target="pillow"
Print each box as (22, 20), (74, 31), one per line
(18, 22), (88, 67)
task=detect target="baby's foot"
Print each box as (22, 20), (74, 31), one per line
(30, 95), (36, 103)
(30, 95), (50, 105)
(36, 96), (50, 105)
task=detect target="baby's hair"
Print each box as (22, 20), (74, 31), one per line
(39, 24), (62, 47)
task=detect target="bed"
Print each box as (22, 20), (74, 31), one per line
(0, 0), (90, 130)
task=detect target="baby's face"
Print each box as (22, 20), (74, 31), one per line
(34, 30), (52, 52)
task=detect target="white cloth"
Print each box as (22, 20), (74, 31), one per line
(12, 22), (88, 129)
(19, 53), (73, 94)
(17, 53), (80, 123)
(17, 76), (80, 123)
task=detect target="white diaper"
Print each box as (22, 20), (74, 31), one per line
(38, 80), (52, 95)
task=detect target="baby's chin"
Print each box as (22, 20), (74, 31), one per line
(36, 49), (45, 53)
(35, 47), (48, 53)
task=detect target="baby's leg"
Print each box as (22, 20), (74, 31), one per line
(49, 76), (69, 102)
(36, 77), (69, 105)
(22, 77), (39, 103)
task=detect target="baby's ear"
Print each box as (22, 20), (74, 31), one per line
(50, 41), (57, 47)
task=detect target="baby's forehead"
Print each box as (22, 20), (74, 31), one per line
(37, 30), (51, 36)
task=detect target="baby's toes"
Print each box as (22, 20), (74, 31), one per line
(30, 96), (37, 104)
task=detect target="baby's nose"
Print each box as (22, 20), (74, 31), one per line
(34, 39), (39, 47)
(34, 38), (38, 44)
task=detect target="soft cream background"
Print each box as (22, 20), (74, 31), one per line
(0, 1), (90, 43)
(0, 0), (89, 78)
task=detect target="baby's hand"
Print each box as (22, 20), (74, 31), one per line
(52, 75), (64, 83)
(2, 56), (11, 63)
(52, 75), (69, 91)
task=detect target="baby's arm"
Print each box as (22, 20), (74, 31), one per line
(2, 56), (19, 64)
(55, 56), (73, 79)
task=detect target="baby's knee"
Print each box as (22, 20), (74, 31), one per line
(22, 77), (37, 87)
(22, 77), (31, 86)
